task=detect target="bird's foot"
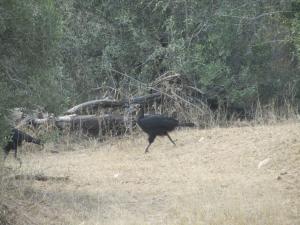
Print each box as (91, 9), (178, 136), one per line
(174, 139), (178, 144)
(16, 158), (22, 168)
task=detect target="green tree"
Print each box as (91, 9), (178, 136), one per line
(0, 0), (63, 143)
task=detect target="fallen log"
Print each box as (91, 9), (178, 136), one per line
(21, 93), (162, 136)
(65, 99), (124, 115)
(129, 92), (162, 105)
(55, 114), (93, 127)
(56, 114), (130, 136)
(14, 174), (69, 182)
(64, 93), (162, 115)
(23, 114), (131, 137)
(27, 117), (53, 128)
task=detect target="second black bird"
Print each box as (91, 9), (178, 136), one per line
(3, 128), (42, 164)
(135, 105), (194, 153)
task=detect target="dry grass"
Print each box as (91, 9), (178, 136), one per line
(2, 121), (300, 225)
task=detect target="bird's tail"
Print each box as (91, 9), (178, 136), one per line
(23, 134), (41, 145)
(178, 122), (195, 127)
(31, 138), (42, 145)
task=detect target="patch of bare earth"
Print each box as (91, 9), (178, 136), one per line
(5, 122), (300, 225)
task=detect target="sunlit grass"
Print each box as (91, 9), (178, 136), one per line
(1, 121), (300, 225)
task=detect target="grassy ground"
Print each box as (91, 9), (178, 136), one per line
(2, 121), (300, 225)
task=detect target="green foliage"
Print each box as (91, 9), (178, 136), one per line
(0, 0), (299, 143)
(0, 0), (63, 142)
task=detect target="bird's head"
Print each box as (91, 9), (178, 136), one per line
(133, 104), (144, 119)
(34, 138), (43, 145)
(133, 104), (141, 110)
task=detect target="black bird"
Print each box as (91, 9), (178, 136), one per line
(135, 105), (194, 153)
(3, 128), (42, 164)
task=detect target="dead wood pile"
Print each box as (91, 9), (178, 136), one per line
(15, 73), (211, 137)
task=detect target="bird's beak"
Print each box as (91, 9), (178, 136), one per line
(134, 104), (141, 109)
(129, 104), (139, 111)
(128, 105), (137, 114)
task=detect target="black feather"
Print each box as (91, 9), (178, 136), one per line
(135, 105), (194, 153)
(3, 128), (42, 162)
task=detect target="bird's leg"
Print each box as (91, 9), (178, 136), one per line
(166, 133), (176, 146)
(145, 134), (156, 153)
(13, 147), (22, 167)
(3, 153), (7, 161)
(3, 148), (9, 161)
(17, 157), (22, 168)
(14, 148), (18, 160)
(144, 143), (152, 153)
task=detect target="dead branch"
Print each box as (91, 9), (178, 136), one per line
(56, 114), (130, 136)
(129, 92), (162, 105)
(14, 174), (69, 182)
(152, 73), (181, 86)
(65, 93), (162, 115)
(65, 99), (124, 115)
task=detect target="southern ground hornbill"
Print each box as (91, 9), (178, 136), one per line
(3, 128), (42, 165)
(134, 104), (194, 153)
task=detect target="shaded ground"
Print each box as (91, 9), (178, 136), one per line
(4, 122), (300, 225)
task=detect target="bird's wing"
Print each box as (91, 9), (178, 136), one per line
(139, 115), (179, 131)
(12, 129), (36, 143)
